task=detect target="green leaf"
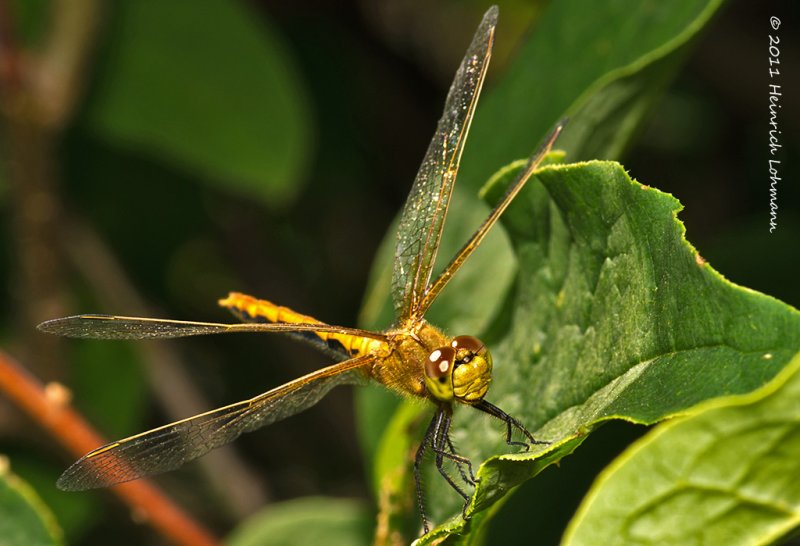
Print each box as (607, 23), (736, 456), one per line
(563, 351), (800, 546)
(0, 463), (64, 546)
(413, 161), (800, 542)
(225, 497), (371, 546)
(359, 0), (732, 540)
(85, 0), (312, 207)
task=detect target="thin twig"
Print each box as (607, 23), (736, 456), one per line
(0, 348), (222, 546)
(34, 0), (104, 128)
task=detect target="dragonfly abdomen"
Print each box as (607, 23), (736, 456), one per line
(218, 292), (374, 359)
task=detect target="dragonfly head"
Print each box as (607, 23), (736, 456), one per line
(424, 335), (492, 404)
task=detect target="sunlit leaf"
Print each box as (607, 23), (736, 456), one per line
(413, 161), (800, 542)
(564, 351), (800, 546)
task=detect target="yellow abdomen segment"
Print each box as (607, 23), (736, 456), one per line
(218, 292), (372, 357)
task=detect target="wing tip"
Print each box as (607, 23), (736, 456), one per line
(37, 316), (73, 336)
(37, 315), (113, 338)
(55, 473), (83, 492)
(485, 5), (499, 23)
(552, 117), (569, 137)
(56, 463), (97, 492)
(481, 6), (499, 43)
(56, 449), (137, 492)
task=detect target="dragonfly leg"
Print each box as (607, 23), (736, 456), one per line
(415, 411), (437, 534)
(446, 434), (476, 485)
(415, 405), (478, 533)
(430, 407), (473, 517)
(473, 400), (549, 450)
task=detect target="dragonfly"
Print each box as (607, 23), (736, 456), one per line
(38, 5), (563, 533)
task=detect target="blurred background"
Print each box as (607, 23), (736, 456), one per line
(0, 0), (797, 544)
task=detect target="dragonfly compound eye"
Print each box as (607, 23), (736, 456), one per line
(424, 346), (457, 401)
(450, 335), (492, 403)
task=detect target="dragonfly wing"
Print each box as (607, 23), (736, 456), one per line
(416, 121), (566, 315)
(392, 7), (497, 321)
(38, 314), (386, 341)
(56, 355), (374, 491)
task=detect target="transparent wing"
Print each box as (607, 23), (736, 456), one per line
(392, 6), (497, 321)
(416, 121), (565, 315)
(38, 314), (386, 341)
(56, 354), (374, 491)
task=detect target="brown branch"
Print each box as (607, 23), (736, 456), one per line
(0, 348), (222, 546)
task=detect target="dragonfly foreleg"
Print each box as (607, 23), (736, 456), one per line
(473, 400), (548, 450)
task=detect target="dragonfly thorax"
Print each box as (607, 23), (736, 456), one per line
(424, 335), (492, 404)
